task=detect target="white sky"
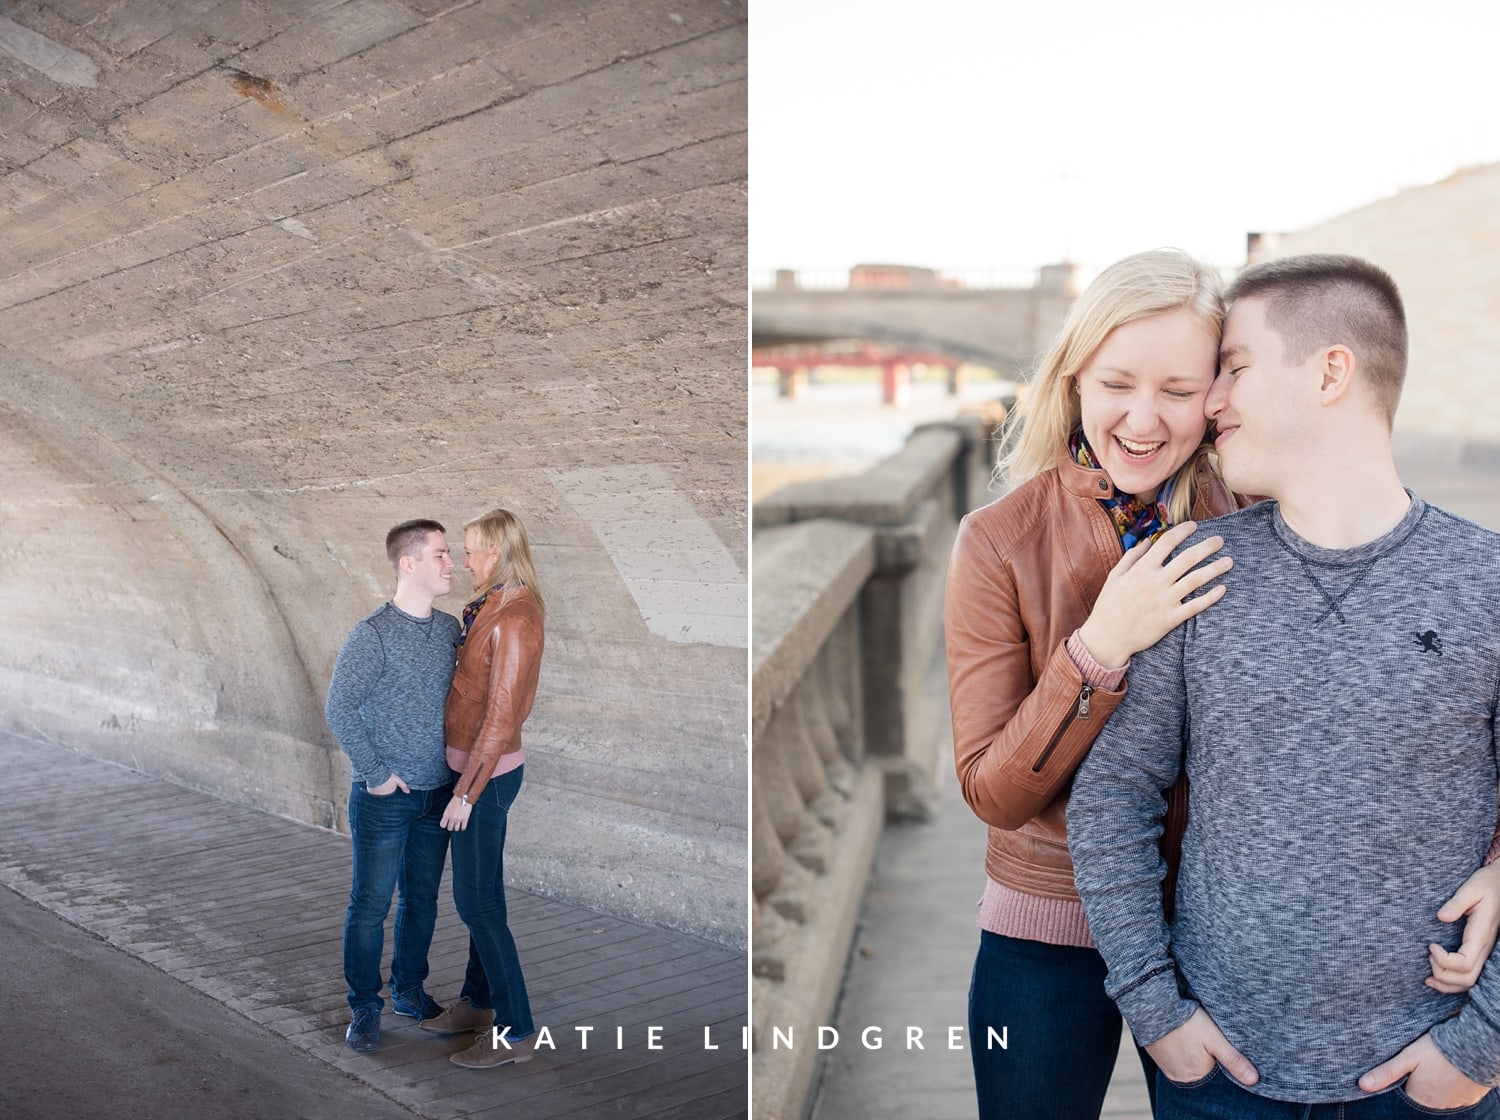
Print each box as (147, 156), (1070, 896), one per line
(750, 0), (1500, 274)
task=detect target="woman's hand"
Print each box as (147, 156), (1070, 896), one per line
(1076, 521), (1232, 669)
(441, 796), (473, 831)
(1427, 859), (1500, 993)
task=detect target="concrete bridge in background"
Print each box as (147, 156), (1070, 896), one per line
(0, 0), (746, 948)
(756, 233), (1500, 452)
(751, 264), (1086, 377)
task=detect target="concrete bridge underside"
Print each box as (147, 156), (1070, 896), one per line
(0, 0), (747, 946)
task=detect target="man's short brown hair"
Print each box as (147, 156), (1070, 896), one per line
(1225, 254), (1407, 424)
(385, 519), (446, 568)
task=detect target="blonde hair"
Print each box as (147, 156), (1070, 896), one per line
(465, 507), (545, 616)
(997, 249), (1225, 524)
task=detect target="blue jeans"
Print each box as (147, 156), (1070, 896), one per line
(343, 781), (452, 1013)
(970, 930), (1157, 1120)
(1158, 1065), (1500, 1119)
(451, 766), (533, 1039)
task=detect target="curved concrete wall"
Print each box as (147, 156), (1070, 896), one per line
(0, 0), (747, 946)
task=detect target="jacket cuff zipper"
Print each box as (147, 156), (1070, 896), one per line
(1030, 684), (1094, 773)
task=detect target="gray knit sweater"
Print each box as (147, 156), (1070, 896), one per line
(325, 602), (460, 790)
(1068, 495), (1500, 1103)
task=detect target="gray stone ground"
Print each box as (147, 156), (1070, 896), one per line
(1, 886), (419, 1120)
(805, 442), (1500, 1120)
(0, 733), (747, 1120)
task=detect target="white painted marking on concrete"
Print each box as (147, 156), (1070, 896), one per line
(434, 201), (657, 252)
(277, 217), (316, 241)
(552, 465), (746, 648)
(326, 543), (385, 599)
(0, 15), (99, 88)
(140, 339), (192, 356)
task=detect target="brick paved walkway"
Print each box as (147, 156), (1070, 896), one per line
(0, 734), (747, 1119)
(806, 747), (1150, 1120)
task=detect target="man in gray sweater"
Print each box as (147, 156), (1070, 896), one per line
(1068, 255), (1500, 1116)
(326, 519), (461, 1053)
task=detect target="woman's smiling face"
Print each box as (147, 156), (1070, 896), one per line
(1075, 304), (1219, 501)
(463, 527), (500, 587)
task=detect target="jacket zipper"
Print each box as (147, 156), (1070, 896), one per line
(1030, 684), (1094, 773)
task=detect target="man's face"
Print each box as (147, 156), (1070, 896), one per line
(405, 531), (455, 599)
(1206, 296), (1315, 498)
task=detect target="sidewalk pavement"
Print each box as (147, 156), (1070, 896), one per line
(0, 733), (746, 1120)
(1, 884), (422, 1120)
(806, 734), (1150, 1120)
(806, 446), (1500, 1120)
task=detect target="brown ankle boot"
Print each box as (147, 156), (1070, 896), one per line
(419, 1000), (494, 1035)
(449, 1029), (536, 1068)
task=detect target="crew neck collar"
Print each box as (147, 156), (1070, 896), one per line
(1270, 489), (1426, 566)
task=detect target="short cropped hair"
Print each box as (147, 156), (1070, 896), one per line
(385, 519), (446, 568)
(1225, 254), (1407, 424)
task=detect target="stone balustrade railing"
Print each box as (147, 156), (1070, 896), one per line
(750, 412), (1005, 1120)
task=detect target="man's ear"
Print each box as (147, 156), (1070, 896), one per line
(1318, 345), (1357, 406)
(397, 553), (416, 577)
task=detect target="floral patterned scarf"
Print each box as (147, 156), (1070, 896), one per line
(458, 588), (492, 649)
(1069, 432), (1177, 549)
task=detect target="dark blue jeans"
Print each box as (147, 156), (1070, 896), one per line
(451, 766), (533, 1040)
(970, 929), (1157, 1120)
(1158, 1065), (1500, 1118)
(343, 781), (452, 1013)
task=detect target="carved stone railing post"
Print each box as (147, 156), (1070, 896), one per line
(751, 520), (882, 1117)
(751, 412), (1004, 1119)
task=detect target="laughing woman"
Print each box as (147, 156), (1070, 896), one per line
(945, 249), (1242, 1119)
(422, 507), (545, 1069)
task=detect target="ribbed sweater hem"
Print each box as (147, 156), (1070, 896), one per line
(977, 878), (1094, 948)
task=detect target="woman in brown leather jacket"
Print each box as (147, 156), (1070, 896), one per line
(423, 507), (546, 1069)
(945, 249), (1235, 1119)
(945, 250), (1500, 1119)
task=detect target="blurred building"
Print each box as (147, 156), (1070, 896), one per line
(1250, 162), (1500, 445)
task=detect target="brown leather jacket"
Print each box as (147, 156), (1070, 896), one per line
(944, 451), (1238, 902)
(446, 585), (544, 802)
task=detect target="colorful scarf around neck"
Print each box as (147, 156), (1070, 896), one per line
(458, 582), (515, 648)
(458, 588), (492, 649)
(1069, 431), (1177, 549)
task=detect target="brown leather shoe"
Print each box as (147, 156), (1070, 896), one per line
(449, 1029), (536, 1069)
(419, 1000), (494, 1035)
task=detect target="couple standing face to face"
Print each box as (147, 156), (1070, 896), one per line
(1074, 292), (1291, 505)
(401, 528), (502, 603)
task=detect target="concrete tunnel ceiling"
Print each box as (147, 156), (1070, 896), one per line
(0, 0), (748, 946)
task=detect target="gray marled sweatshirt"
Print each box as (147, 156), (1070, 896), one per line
(325, 603), (460, 790)
(1067, 495), (1500, 1103)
